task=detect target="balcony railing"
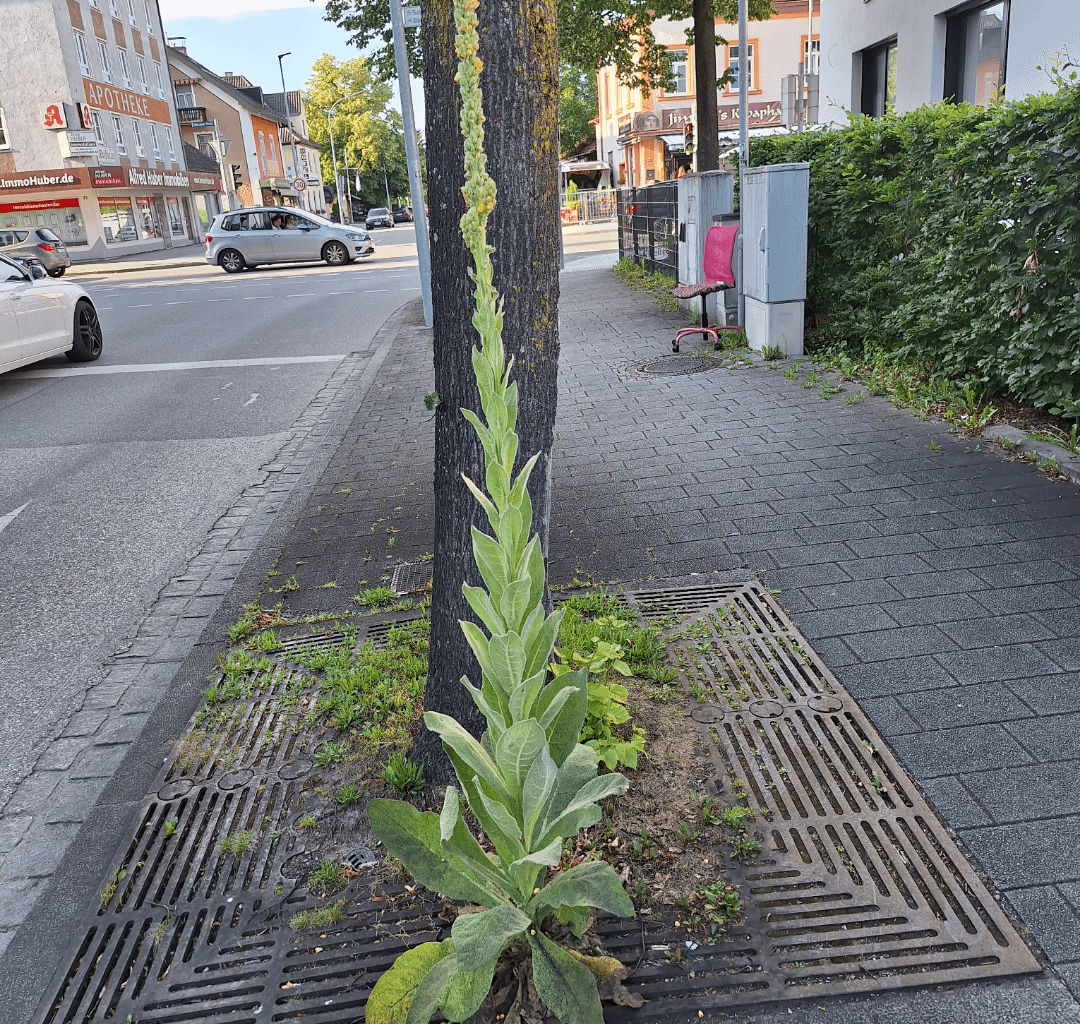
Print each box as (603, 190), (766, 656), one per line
(177, 106), (207, 125)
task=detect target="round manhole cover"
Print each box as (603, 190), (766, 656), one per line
(631, 355), (720, 377)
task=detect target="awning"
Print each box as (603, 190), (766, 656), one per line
(559, 160), (608, 173)
(660, 134), (685, 149)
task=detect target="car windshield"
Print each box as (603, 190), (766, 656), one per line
(0, 253), (28, 279)
(368, 208), (389, 216)
(37, 228), (62, 242)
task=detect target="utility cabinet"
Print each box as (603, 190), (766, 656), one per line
(677, 170), (736, 327)
(741, 162), (809, 355)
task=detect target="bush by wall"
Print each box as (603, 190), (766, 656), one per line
(749, 84), (1080, 417)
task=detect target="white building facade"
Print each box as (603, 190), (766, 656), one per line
(818, 0), (1080, 123)
(0, 0), (222, 260)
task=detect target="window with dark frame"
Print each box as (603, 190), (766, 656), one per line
(860, 37), (897, 116)
(944, 0), (1009, 106)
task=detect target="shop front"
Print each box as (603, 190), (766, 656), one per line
(0, 164), (220, 261)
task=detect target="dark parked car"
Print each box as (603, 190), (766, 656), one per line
(365, 207), (394, 229)
(0, 227), (72, 276)
(392, 206), (413, 223)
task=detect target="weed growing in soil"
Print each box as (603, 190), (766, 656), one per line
(218, 830), (254, 857)
(307, 860), (348, 898)
(382, 750), (424, 796)
(291, 899), (347, 931)
(355, 585), (396, 609)
(614, 257), (680, 313)
(336, 781), (362, 806)
(315, 741), (347, 768)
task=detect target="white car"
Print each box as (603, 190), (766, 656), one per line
(0, 253), (103, 373)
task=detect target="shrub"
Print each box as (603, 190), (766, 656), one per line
(749, 84), (1080, 417)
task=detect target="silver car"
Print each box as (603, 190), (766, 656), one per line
(0, 227), (72, 277)
(204, 207), (374, 273)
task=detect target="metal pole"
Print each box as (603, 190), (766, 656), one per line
(277, 52), (302, 207)
(344, 150), (353, 223)
(388, 0), (433, 326)
(384, 163), (392, 211)
(738, 0), (748, 331)
(806, 0), (815, 126)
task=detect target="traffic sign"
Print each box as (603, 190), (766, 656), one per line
(402, 5), (421, 27)
(292, 177), (307, 192)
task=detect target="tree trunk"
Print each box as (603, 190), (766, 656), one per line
(416, 0), (561, 781)
(693, 0), (720, 172)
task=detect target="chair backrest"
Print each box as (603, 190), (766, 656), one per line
(703, 223), (738, 285)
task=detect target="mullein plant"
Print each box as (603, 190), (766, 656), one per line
(363, 0), (634, 1020)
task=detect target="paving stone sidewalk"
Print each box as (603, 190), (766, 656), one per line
(8, 257), (1080, 1023)
(257, 261), (1080, 1021)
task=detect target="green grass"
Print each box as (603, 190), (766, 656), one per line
(613, 258), (679, 313)
(291, 899), (347, 931)
(354, 585), (396, 609)
(218, 830), (254, 857)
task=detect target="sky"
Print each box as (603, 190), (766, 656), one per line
(158, 0), (424, 124)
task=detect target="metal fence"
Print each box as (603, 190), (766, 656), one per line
(560, 189), (618, 225)
(616, 183), (678, 278)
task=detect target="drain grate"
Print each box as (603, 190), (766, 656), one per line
(390, 560), (433, 595)
(273, 629), (352, 656)
(39, 581), (1038, 1023)
(629, 354), (721, 377)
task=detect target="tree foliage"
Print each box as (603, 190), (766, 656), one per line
(559, 64), (598, 156)
(750, 84), (1080, 418)
(302, 53), (415, 205)
(325, 0), (773, 93)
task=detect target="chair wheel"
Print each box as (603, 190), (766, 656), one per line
(714, 341), (722, 350)
(672, 344), (679, 353)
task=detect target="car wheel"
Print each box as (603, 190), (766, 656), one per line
(219, 248), (245, 273)
(47, 266), (66, 278)
(66, 299), (103, 362)
(322, 241), (349, 266)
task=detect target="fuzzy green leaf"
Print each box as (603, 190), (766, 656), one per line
(472, 528), (509, 603)
(438, 786), (514, 898)
(451, 904), (530, 972)
(527, 931), (604, 1024)
(460, 470), (499, 532)
(521, 606), (563, 679)
(462, 583), (506, 636)
(463, 775), (525, 865)
(498, 578), (533, 635)
(404, 947), (457, 1024)
(507, 668), (547, 724)
(530, 860), (635, 921)
(534, 668), (589, 766)
(439, 957), (496, 1023)
(425, 712), (510, 806)
(494, 719), (547, 819)
(367, 800), (494, 906)
(366, 939), (453, 1024)
(536, 771), (630, 849)
(521, 744), (557, 847)
(488, 631), (527, 694)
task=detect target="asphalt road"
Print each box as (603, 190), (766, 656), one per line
(0, 225), (422, 811)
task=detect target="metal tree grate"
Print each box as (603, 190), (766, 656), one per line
(37, 581), (1038, 1024)
(390, 560), (433, 595)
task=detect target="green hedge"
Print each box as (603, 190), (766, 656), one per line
(749, 85), (1080, 417)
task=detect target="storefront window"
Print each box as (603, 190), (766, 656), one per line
(1, 202), (88, 246)
(136, 197), (159, 239)
(165, 196), (187, 238)
(99, 198), (138, 243)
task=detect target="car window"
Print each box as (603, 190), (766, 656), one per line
(229, 212), (270, 231)
(37, 228), (62, 242)
(0, 254), (26, 281)
(0, 231), (29, 245)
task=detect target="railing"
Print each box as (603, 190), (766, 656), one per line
(176, 106), (207, 124)
(616, 182), (678, 277)
(559, 188), (618, 225)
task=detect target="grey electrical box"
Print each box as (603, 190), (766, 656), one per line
(741, 162), (810, 355)
(676, 170), (736, 326)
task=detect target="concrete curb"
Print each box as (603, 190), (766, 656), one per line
(983, 424), (1080, 486)
(68, 258), (206, 277)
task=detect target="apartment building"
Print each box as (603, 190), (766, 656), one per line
(0, 0), (223, 259)
(262, 89), (325, 216)
(818, 0), (1080, 122)
(596, 0), (820, 186)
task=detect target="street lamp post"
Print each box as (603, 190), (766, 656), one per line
(277, 52), (302, 207)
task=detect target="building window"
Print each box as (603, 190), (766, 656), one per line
(861, 37), (897, 116)
(0, 108), (9, 150)
(144, 0), (154, 32)
(666, 49), (689, 95)
(118, 48), (132, 88)
(268, 133), (277, 166)
(154, 62), (165, 98)
(99, 198), (138, 243)
(258, 131), (267, 174)
(727, 43), (756, 92)
(148, 121), (161, 158)
(164, 125), (176, 161)
(945, 1), (1008, 106)
(129, 0), (138, 25)
(98, 42), (112, 83)
(90, 110), (105, 143)
(195, 131), (214, 154)
(137, 55), (148, 92)
(109, 0), (119, 17)
(175, 84), (196, 108)
(112, 115), (127, 154)
(74, 32), (91, 75)
(136, 196), (160, 238)
(131, 117), (145, 155)
(89, 0), (100, 8)
(803, 37), (820, 75)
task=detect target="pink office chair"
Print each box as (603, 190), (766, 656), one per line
(671, 223), (740, 353)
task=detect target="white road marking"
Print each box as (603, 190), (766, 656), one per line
(286, 293), (315, 297)
(365, 289), (388, 293)
(128, 303), (153, 307)
(244, 393), (259, 407)
(207, 297), (236, 302)
(166, 300), (194, 305)
(222, 381), (234, 390)
(13, 355), (347, 378)
(0, 502), (30, 537)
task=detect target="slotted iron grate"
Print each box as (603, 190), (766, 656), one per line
(38, 581), (1038, 1024)
(390, 560), (433, 595)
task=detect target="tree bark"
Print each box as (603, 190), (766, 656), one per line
(416, 0), (561, 781)
(693, 0), (720, 172)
